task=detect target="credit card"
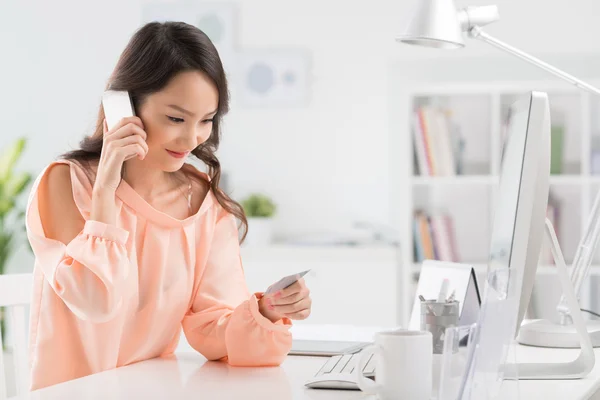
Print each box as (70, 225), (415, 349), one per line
(265, 269), (310, 295)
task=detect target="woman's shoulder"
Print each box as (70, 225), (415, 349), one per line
(35, 159), (96, 190)
(32, 158), (97, 218)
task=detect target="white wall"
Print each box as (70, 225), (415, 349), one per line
(1, 0), (600, 271)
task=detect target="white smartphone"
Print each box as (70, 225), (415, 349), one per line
(102, 90), (135, 131)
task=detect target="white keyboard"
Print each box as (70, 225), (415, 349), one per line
(304, 352), (376, 390)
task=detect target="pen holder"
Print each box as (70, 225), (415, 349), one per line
(420, 300), (460, 354)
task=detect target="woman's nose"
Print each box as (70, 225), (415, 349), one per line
(195, 127), (211, 146)
(181, 129), (198, 149)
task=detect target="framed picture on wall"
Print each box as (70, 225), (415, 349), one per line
(235, 49), (312, 108)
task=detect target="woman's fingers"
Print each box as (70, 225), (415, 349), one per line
(262, 276), (312, 321)
(121, 143), (148, 161)
(105, 116), (144, 136)
(285, 309), (311, 320)
(95, 118), (147, 192)
(272, 297), (312, 315)
(105, 133), (148, 160)
(273, 278), (306, 299)
(113, 133), (149, 154)
(106, 122), (148, 142)
(271, 286), (310, 306)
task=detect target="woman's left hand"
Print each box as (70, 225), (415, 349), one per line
(258, 278), (312, 322)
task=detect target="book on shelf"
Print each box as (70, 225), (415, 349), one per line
(413, 210), (460, 263)
(412, 105), (465, 176)
(550, 125), (564, 174)
(413, 198), (560, 267)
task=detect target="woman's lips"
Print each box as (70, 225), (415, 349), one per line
(166, 149), (189, 159)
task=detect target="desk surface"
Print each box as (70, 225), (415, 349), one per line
(8, 347), (600, 400)
(9, 324), (600, 400)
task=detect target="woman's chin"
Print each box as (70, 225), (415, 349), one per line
(161, 158), (187, 172)
(132, 154), (187, 172)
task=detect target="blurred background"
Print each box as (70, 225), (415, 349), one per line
(2, 0), (600, 367)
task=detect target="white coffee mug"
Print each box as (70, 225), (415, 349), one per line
(355, 330), (433, 400)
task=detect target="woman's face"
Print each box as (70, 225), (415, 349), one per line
(137, 70), (219, 172)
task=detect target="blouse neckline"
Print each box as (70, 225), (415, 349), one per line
(115, 163), (214, 228)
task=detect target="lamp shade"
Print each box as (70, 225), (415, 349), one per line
(396, 0), (464, 49)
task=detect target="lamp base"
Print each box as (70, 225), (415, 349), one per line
(503, 219), (594, 379)
(518, 319), (600, 348)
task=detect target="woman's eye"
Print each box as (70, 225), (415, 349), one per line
(167, 116), (184, 123)
(202, 119), (214, 124)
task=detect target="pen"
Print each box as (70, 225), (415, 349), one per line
(447, 289), (456, 303)
(437, 278), (449, 303)
(419, 294), (435, 315)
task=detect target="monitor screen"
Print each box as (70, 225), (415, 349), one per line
(488, 100), (530, 273)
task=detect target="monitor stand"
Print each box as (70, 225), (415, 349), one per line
(511, 218), (595, 379)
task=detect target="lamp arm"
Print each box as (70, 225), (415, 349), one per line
(468, 26), (600, 97)
(556, 188), (600, 324)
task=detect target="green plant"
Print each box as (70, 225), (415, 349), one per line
(241, 193), (276, 218)
(0, 137), (32, 347)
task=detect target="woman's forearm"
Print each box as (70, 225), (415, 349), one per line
(91, 188), (119, 226)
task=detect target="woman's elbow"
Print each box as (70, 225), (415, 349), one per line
(227, 352), (287, 367)
(53, 263), (127, 323)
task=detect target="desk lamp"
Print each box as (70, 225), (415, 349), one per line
(396, 0), (600, 348)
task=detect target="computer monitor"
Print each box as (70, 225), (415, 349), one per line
(487, 90), (550, 337)
(456, 92), (551, 395)
(474, 92), (596, 382)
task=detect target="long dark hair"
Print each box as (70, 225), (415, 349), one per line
(61, 21), (247, 241)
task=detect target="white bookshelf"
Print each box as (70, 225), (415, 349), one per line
(399, 80), (600, 323)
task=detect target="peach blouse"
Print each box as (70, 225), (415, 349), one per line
(25, 160), (292, 390)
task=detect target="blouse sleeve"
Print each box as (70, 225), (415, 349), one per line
(181, 210), (292, 366)
(25, 161), (132, 323)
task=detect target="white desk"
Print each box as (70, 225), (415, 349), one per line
(9, 324), (600, 400)
(8, 349), (600, 400)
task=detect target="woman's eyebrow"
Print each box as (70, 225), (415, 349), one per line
(168, 105), (217, 117)
(168, 104), (195, 116)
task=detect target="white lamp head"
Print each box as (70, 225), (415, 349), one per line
(396, 0), (500, 49)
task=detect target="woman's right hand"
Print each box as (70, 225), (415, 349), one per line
(94, 116), (149, 193)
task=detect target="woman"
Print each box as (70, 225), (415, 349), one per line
(25, 21), (312, 390)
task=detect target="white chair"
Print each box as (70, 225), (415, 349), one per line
(0, 273), (32, 400)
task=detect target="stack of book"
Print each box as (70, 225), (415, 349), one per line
(413, 199), (560, 265)
(413, 210), (460, 263)
(412, 105), (465, 176)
